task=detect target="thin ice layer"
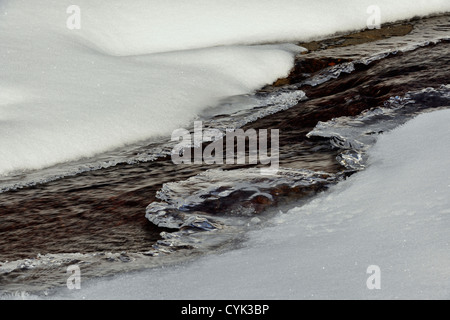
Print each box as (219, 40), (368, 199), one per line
(307, 85), (450, 170)
(146, 168), (338, 229)
(50, 108), (450, 300)
(1, 0), (449, 178)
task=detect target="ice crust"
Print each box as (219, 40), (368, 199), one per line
(1, 0), (448, 177)
(50, 108), (450, 300)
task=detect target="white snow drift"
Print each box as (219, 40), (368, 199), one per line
(53, 109), (450, 300)
(1, 0), (449, 176)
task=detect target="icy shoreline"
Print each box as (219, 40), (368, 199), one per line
(1, 0), (449, 184)
(1, 1), (449, 298)
(48, 108), (450, 300)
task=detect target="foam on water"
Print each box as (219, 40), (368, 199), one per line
(1, 0), (449, 181)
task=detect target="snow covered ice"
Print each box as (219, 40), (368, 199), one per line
(53, 109), (450, 300)
(0, 0), (449, 178)
(1, 0), (449, 300)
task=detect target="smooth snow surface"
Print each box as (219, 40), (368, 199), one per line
(54, 109), (450, 300)
(1, 0), (449, 176)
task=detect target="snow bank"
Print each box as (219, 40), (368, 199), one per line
(0, 42), (299, 175)
(1, 0), (449, 176)
(7, 0), (449, 56)
(53, 109), (450, 300)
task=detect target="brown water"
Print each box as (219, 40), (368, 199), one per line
(0, 15), (449, 296)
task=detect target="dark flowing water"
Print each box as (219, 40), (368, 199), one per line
(0, 15), (449, 296)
